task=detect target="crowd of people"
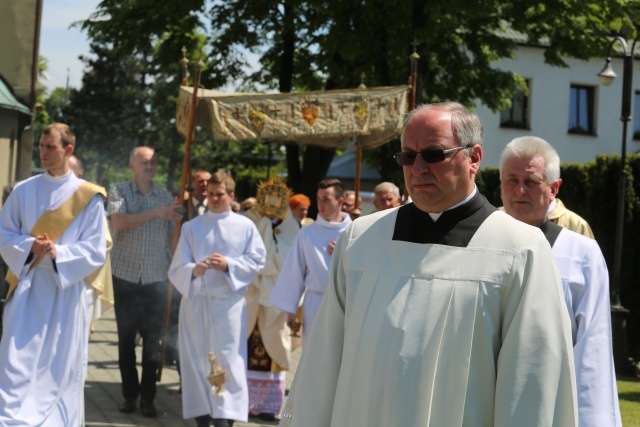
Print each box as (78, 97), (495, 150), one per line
(0, 101), (623, 427)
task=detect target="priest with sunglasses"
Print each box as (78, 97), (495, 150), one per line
(280, 102), (577, 427)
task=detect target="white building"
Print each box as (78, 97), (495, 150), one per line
(475, 43), (640, 167)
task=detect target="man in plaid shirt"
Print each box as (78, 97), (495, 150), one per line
(108, 146), (183, 418)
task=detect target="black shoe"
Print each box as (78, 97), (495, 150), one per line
(140, 399), (157, 418)
(119, 399), (136, 414)
(257, 413), (278, 421)
(195, 415), (211, 426)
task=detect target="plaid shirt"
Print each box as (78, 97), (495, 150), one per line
(108, 180), (174, 284)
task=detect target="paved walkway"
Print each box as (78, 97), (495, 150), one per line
(85, 308), (300, 427)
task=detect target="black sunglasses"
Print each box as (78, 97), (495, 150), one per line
(394, 146), (470, 166)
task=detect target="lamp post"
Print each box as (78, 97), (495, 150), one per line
(597, 35), (638, 375)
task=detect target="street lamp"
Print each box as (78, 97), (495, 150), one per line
(597, 35), (638, 375)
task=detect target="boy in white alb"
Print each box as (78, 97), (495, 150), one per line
(270, 179), (351, 345)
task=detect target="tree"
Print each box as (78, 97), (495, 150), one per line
(205, 0), (339, 199)
(57, 41), (153, 185)
(77, 0), (635, 192)
(317, 0), (634, 184)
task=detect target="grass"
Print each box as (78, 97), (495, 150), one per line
(619, 376), (640, 426)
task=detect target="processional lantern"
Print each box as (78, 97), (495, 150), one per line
(208, 352), (227, 395)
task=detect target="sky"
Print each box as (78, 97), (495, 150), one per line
(38, 0), (256, 94)
(40, 0), (101, 92)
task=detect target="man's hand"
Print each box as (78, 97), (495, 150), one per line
(286, 312), (302, 334)
(154, 204), (184, 221)
(193, 261), (209, 278)
(32, 233), (56, 259)
(286, 312), (298, 324)
(207, 253), (228, 272)
(327, 240), (336, 255)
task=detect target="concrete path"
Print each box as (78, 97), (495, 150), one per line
(85, 308), (300, 427)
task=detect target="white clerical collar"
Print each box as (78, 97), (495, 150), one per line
(44, 169), (73, 183)
(547, 199), (557, 216)
(428, 186), (477, 222)
(315, 211), (350, 228)
(205, 208), (231, 219)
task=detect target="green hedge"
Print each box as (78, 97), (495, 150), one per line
(478, 153), (640, 359)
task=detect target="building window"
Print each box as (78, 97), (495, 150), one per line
(500, 81), (529, 129)
(568, 85), (595, 135)
(634, 91), (640, 140)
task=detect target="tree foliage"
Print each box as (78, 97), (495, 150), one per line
(67, 0), (635, 194)
(53, 41), (154, 185)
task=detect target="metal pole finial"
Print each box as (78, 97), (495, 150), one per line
(180, 46), (190, 86)
(411, 39), (420, 61)
(358, 72), (367, 89)
(195, 51), (205, 86)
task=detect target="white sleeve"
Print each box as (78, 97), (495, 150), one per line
(0, 189), (36, 278)
(223, 222), (266, 292)
(270, 229), (308, 314)
(572, 241), (622, 427)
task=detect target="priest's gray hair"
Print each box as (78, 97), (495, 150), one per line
(374, 181), (400, 197)
(499, 136), (561, 184)
(402, 102), (484, 150)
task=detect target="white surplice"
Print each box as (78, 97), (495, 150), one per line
(552, 228), (622, 427)
(0, 172), (106, 426)
(270, 212), (351, 344)
(274, 209), (301, 262)
(168, 210), (265, 421)
(281, 209), (577, 427)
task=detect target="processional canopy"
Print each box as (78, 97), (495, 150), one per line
(176, 85), (409, 150)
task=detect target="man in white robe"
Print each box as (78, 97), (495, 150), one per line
(270, 179), (352, 345)
(169, 171), (266, 427)
(500, 135), (621, 427)
(273, 194), (314, 352)
(0, 123), (107, 426)
(167, 170), (214, 372)
(280, 103), (577, 427)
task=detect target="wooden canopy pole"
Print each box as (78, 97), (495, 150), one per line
(354, 146), (362, 211)
(157, 52), (204, 382)
(354, 72), (367, 212)
(404, 41), (420, 203)
(409, 40), (420, 111)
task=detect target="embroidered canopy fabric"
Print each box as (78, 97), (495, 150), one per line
(176, 85), (409, 150)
